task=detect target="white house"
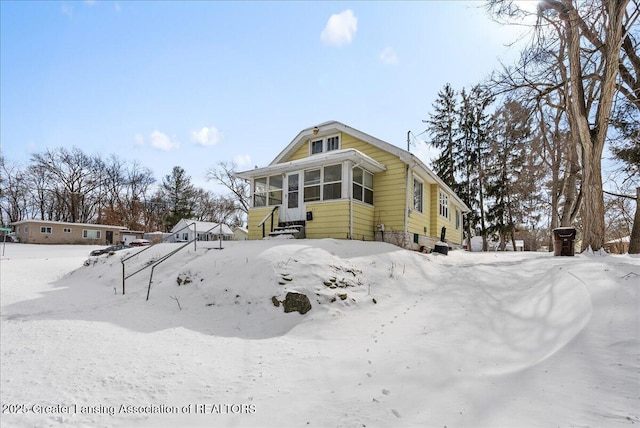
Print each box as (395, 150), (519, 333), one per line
(170, 219), (234, 242)
(233, 227), (248, 241)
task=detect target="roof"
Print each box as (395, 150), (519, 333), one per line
(238, 120), (470, 213)
(171, 219), (233, 235)
(9, 219), (127, 229)
(606, 236), (630, 244)
(237, 148), (386, 179)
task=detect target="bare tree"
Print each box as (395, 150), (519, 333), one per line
(206, 161), (250, 216)
(536, 0), (633, 251)
(0, 157), (29, 224)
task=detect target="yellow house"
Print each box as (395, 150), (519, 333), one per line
(236, 121), (469, 250)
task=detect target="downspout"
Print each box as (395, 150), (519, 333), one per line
(404, 131), (411, 239)
(404, 164), (410, 238)
(349, 162), (362, 240)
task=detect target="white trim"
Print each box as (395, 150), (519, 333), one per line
(237, 148), (385, 179)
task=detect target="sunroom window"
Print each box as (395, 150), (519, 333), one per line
(323, 164), (342, 200)
(253, 175), (282, 207)
(304, 169), (321, 202)
(353, 167), (374, 205)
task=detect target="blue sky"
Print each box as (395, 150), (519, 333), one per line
(0, 1), (533, 192)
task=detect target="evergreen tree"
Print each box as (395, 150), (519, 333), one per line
(457, 85), (494, 250)
(485, 100), (531, 250)
(425, 83), (459, 188)
(162, 166), (197, 231)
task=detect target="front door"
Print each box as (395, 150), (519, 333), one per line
(281, 171), (304, 222)
(106, 231), (113, 244)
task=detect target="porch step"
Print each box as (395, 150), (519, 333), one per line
(268, 221), (306, 239)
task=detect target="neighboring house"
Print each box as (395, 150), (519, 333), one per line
(233, 227), (249, 241)
(9, 220), (136, 245)
(236, 121), (470, 249)
(604, 236), (630, 254)
(170, 219), (234, 242)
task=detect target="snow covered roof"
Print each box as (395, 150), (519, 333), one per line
(606, 236), (630, 244)
(9, 219), (127, 229)
(171, 219), (233, 235)
(237, 148), (386, 179)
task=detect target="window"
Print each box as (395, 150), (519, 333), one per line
(253, 175), (283, 207)
(309, 135), (340, 155)
(304, 165), (342, 202)
(311, 140), (323, 154)
(439, 190), (449, 219)
(327, 136), (339, 151)
(353, 167), (374, 205)
(63, 228), (72, 233)
(254, 177), (267, 207)
(40, 226), (52, 234)
(304, 169), (321, 202)
(413, 179), (424, 213)
(268, 175), (283, 205)
(323, 164), (342, 200)
(455, 209), (461, 230)
(83, 229), (101, 239)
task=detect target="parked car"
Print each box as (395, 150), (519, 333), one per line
(129, 239), (151, 247)
(89, 244), (131, 256)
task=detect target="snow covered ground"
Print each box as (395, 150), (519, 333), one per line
(1, 240), (638, 428)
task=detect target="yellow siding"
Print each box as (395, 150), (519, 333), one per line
(287, 142), (309, 162)
(305, 201), (350, 239)
(341, 134), (407, 233)
(247, 206), (280, 240)
(428, 184), (463, 246)
(352, 202), (375, 241)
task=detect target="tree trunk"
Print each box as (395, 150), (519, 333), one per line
(629, 187), (640, 254)
(561, 0), (627, 252)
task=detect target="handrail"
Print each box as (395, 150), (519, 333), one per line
(121, 221), (196, 295)
(119, 237), (196, 296)
(121, 221), (230, 296)
(146, 237), (197, 301)
(257, 206), (279, 238)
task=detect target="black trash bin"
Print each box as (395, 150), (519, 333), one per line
(552, 227), (576, 256)
(433, 242), (448, 255)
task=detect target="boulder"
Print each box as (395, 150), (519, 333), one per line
(282, 292), (312, 315)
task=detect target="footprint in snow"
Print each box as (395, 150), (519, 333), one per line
(382, 389), (390, 395)
(391, 409), (401, 418)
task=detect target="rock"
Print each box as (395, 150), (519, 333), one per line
(271, 296), (280, 307)
(338, 293), (348, 300)
(282, 292), (312, 314)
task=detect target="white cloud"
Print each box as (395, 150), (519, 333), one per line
(61, 5), (73, 18)
(233, 154), (252, 167)
(134, 133), (145, 146)
(379, 47), (398, 65)
(114, 3), (121, 12)
(191, 126), (223, 147)
(321, 9), (357, 47)
(149, 131), (179, 151)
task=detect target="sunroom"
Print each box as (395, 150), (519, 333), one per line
(237, 148), (386, 239)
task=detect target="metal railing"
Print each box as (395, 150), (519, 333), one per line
(257, 206), (279, 238)
(120, 221), (231, 297)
